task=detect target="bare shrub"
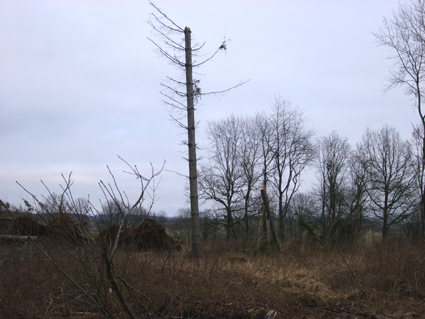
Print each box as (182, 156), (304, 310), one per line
(2, 160), (165, 319)
(2, 236), (425, 318)
(322, 236), (425, 315)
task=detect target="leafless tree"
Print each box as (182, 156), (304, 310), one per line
(239, 116), (263, 236)
(358, 125), (417, 237)
(315, 131), (352, 240)
(267, 98), (315, 237)
(148, 2), (245, 256)
(199, 116), (245, 241)
(375, 0), (425, 234)
(199, 99), (314, 243)
(345, 150), (369, 235)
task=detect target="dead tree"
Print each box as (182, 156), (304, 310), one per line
(260, 185), (281, 251)
(148, 2), (246, 257)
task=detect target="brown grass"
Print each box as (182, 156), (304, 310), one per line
(1, 236), (425, 318)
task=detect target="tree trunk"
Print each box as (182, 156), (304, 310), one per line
(417, 87), (425, 237)
(321, 179), (327, 240)
(262, 209), (267, 239)
(260, 185), (281, 251)
(382, 210), (388, 238)
(244, 188), (251, 236)
(421, 131), (425, 236)
(185, 27), (201, 257)
(278, 191), (284, 237)
(262, 170), (268, 238)
(421, 192), (425, 236)
(225, 206), (234, 241)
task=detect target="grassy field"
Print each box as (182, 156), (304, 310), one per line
(1, 233), (425, 318)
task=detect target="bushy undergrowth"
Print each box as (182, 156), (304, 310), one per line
(1, 236), (425, 318)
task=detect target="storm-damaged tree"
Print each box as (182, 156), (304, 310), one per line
(358, 125), (417, 237)
(255, 112), (274, 239)
(375, 0), (425, 235)
(148, 3), (245, 256)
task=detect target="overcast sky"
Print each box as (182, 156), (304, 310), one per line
(0, 0), (418, 216)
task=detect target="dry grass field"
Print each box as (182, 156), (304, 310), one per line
(1, 233), (425, 319)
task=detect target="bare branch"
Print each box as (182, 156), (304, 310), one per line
(193, 40), (227, 67)
(200, 80), (250, 96)
(149, 2), (184, 33)
(147, 37), (185, 66)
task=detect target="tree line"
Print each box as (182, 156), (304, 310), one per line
(194, 97), (424, 242)
(189, 0), (425, 245)
(3, 0), (425, 255)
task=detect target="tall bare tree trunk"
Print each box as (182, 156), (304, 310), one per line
(149, 4), (242, 256)
(185, 27), (201, 257)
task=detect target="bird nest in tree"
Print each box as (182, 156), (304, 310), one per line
(98, 219), (180, 251)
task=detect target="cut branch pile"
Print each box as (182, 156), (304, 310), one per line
(134, 218), (180, 251)
(13, 215), (48, 236)
(98, 223), (136, 249)
(98, 219), (180, 251)
(46, 213), (85, 243)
